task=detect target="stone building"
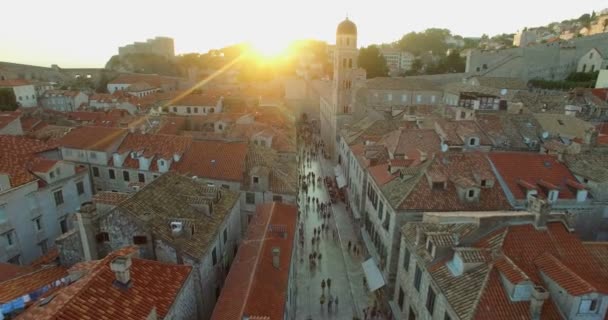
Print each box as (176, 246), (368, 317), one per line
(69, 173), (242, 320)
(577, 48), (607, 73)
(118, 36), (175, 59)
(393, 201), (608, 320)
(364, 78), (443, 107)
(168, 94), (224, 116)
(0, 79), (37, 108)
(211, 202), (298, 320)
(18, 247), (200, 320)
(39, 90), (88, 112)
(0, 135), (92, 265)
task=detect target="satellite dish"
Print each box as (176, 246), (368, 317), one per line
(500, 89), (507, 96)
(441, 143), (449, 152)
(541, 131), (549, 139)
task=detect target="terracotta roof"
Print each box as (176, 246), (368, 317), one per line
(20, 117), (47, 133)
(402, 220), (608, 320)
(0, 112), (20, 130)
(0, 263), (35, 283)
(0, 265), (68, 303)
(169, 94), (220, 106)
(115, 173), (240, 260)
(488, 152), (578, 200)
(385, 153), (511, 211)
(584, 242), (608, 268)
(0, 135), (56, 187)
(108, 74), (179, 87)
(211, 202), (297, 320)
(174, 140), (248, 182)
(41, 90), (83, 98)
(58, 126), (127, 152)
(564, 153), (608, 183)
(434, 119), (492, 147)
(92, 191), (131, 206)
(381, 128), (441, 161)
(0, 79), (31, 87)
(115, 133), (192, 171)
(369, 163), (398, 186)
(365, 77), (439, 91)
(18, 248), (192, 320)
(29, 157), (58, 173)
(244, 145), (297, 195)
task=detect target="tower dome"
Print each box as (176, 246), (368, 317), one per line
(336, 18), (357, 35)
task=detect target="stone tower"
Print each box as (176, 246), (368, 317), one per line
(332, 18), (358, 115)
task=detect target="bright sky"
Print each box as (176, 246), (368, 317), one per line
(1, 0), (605, 68)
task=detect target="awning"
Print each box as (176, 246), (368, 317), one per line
(336, 174), (347, 188)
(362, 259), (385, 292)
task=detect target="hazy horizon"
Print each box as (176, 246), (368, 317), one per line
(1, 0), (605, 68)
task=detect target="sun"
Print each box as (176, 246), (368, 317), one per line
(249, 38), (289, 60)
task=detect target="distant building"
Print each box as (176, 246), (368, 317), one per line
(107, 74), (181, 95)
(211, 202), (298, 320)
(168, 94), (224, 115)
(0, 135), (92, 265)
(0, 79), (37, 108)
(39, 90), (88, 112)
(118, 36), (175, 58)
(577, 48), (607, 73)
(379, 49), (415, 75)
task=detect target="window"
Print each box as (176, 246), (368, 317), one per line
(194, 107), (199, 113)
(432, 182), (444, 190)
(480, 180), (487, 187)
(401, 94), (407, 102)
(92, 167), (99, 177)
(76, 181), (85, 195)
(138, 173), (145, 183)
(408, 307), (416, 320)
(403, 248), (410, 271)
(0, 204), (7, 223)
(221, 184), (230, 189)
(469, 137), (478, 146)
(108, 169), (115, 180)
(39, 240), (48, 255)
(253, 176), (259, 184)
(579, 299), (599, 313)
(49, 171), (55, 179)
(414, 265), (422, 291)
(426, 286), (436, 314)
(212, 247), (218, 265)
(246, 192), (255, 204)
(398, 287), (405, 311)
(590, 52), (594, 59)
(378, 201), (384, 220)
(468, 189), (475, 198)
(223, 228), (228, 244)
(272, 195), (283, 202)
(53, 190), (64, 206)
(96, 232), (109, 242)
(387, 93), (392, 101)
(153, 175), (159, 179)
(346, 38), (350, 46)
(348, 58), (353, 68)
(187, 107), (191, 114)
(123, 171), (130, 181)
(210, 108), (214, 113)
(60, 218), (68, 234)
(172, 107), (177, 113)
(34, 218), (42, 231)
(431, 95), (436, 103)
(6, 231), (15, 246)
(444, 312), (451, 320)
(557, 119), (564, 125)
(133, 236), (147, 245)
(416, 95), (422, 103)
(7, 255), (20, 265)
(90, 152), (97, 159)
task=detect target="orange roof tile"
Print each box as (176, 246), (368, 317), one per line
(92, 191), (131, 206)
(0, 79), (31, 87)
(18, 249), (192, 320)
(211, 202), (297, 320)
(0, 263), (35, 283)
(0, 135), (56, 187)
(174, 140), (248, 182)
(116, 133), (192, 168)
(57, 126), (127, 151)
(488, 152), (578, 200)
(0, 265), (68, 303)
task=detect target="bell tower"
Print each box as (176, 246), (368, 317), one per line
(332, 17), (358, 115)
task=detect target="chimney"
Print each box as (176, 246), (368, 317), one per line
(529, 286), (549, 320)
(528, 196), (551, 229)
(110, 256), (133, 289)
(415, 226), (423, 245)
(272, 247), (280, 269)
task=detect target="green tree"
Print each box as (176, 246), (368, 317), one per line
(357, 45), (388, 78)
(396, 28), (451, 56)
(0, 88), (18, 111)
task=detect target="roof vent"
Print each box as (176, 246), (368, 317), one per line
(543, 160), (551, 168)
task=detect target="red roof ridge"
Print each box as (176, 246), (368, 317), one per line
(533, 252), (603, 295)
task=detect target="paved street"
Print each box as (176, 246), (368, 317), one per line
(294, 152), (375, 320)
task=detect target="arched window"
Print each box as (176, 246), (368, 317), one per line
(590, 65), (595, 72)
(582, 64), (587, 72)
(482, 64), (488, 70)
(210, 107), (215, 113)
(348, 58), (353, 68)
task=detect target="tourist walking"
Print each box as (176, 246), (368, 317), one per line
(321, 279), (326, 292)
(327, 278), (332, 291)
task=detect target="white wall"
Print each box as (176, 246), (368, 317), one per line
(13, 85), (37, 107)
